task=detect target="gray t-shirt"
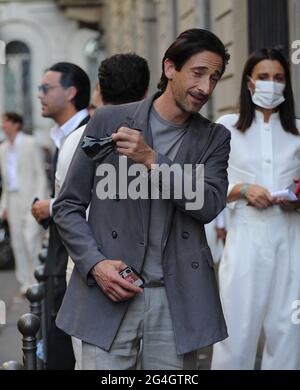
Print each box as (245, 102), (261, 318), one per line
(142, 106), (188, 286)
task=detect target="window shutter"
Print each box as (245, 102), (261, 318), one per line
(248, 0), (289, 59)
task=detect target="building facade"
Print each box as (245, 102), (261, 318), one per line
(101, 0), (300, 119)
(0, 0), (103, 144)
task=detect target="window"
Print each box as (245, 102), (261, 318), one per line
(248, 0), (289, 58)
(4, 41), (32, 133)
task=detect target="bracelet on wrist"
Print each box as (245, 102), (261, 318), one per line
(240, 183), (249, 199)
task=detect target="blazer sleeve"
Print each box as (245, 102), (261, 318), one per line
(150, 130), (231, 224)
(52, 112), (108, 283)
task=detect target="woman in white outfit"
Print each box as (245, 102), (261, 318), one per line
(211, 48), (300, 370)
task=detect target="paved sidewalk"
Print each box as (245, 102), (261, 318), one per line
(0, 270), (29, 366)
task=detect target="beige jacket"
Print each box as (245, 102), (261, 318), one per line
(0, 133), (49, 212)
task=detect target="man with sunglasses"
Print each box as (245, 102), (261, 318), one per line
(32, 62), (90, 370)
(54, 53), (150, 369)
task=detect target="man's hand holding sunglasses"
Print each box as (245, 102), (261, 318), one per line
(112, 127), (156, 170)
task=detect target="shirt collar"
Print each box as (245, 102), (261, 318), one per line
(8, 131), (23, 148)
(254, 110), (280, 123)
(50, 109), (88, 149)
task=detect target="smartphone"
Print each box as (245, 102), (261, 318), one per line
(119, 266), (145, 288)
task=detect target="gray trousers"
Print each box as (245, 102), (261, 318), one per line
(81, 287), (197, 370)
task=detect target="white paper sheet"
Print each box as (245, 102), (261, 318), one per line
(271, 189), (298, 202)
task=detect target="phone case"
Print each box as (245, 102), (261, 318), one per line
(287, 180), (300, 197)
(119, 266), (145, 287)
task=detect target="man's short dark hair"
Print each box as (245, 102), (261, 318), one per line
(158, 29), (230, 92)
(3, 112), (23, 128)
(98, 53), (150, 105)
(48, 62), (91, 111)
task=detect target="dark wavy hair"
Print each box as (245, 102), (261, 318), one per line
(235, 48), (299, 135)
(158, 29), (230, 92)
(3, 112), (23, 128)
(49, 62), (91, 111)
(98, 53), (150, 105)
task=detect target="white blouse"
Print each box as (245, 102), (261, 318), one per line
(216, 111), (300, 203)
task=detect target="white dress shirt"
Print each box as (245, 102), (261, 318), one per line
(50, 109), (88, 150)
(6, 132), (23, 192)
(55, 125), (87, 196)
(49, 109), (88, 214)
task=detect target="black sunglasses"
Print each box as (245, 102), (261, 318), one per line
(38, 84), (61, 94)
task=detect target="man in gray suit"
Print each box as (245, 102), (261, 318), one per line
(53, 29), (231, 370)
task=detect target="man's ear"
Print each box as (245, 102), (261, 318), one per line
(164, 58), (176, 81)
(66, 86), (77, 102)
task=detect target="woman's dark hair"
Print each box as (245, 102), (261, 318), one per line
(157, 28), (230, 92)
(49, 62), (91, 111)
(3, 112), (23, 128)
(98, 53), (150, 105)
(236, 48), (299, 135)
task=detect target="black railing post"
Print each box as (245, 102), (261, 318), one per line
(34, 264), (48, 368)
(26, 284), (44, 369)
(38, 248), (48, 265)
(17, 313), (40, 370)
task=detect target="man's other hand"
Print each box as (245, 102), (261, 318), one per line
(31, 199), (51, 222)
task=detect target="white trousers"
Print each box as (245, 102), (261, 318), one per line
(7, 192), (44, 294)
(211, 206), (300, 370)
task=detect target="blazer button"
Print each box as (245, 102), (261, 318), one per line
(182, 232), (190, 239)
(191, 262), (199, 270)
(112, 231), (118, 239)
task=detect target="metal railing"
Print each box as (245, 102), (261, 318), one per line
(1, 249), (49, 370)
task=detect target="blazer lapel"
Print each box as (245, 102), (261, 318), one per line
(77, 115), (90, 130)
(124, 94), (157, 146)
(161, 114), (214, 251)
(123, 94), (159, 244)
(174, 114), (213, 165)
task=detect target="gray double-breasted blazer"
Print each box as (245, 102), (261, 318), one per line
(53, 94), (230, 355)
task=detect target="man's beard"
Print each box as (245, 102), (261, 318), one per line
(174, 93), (204, 114)
(41, 106), (53, 118)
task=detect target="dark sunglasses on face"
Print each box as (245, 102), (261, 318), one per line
(38, 84), (61, 95)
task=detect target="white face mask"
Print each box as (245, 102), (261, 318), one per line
(249, 78), (286, 109)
